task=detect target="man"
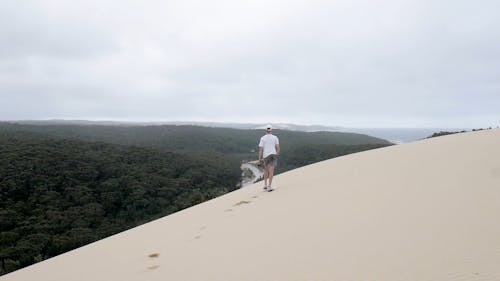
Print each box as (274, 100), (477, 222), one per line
(258, 125), (280, 192)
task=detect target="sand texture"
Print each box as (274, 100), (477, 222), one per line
(3, 129), (500, 281)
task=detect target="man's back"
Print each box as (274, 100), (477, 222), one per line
(259, 134), (279, 158)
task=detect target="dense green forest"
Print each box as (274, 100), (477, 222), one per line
(0, 123), (390, 155)
(426, 127), (493, 139)
(0, 133), (240, 274)
(0, 123), (391, 275)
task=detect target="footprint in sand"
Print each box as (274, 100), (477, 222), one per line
(145, 253), (160, 271)
(148, 265), (160, 270)
(233, 200), (251, 207)
(193, 226), (207, 240)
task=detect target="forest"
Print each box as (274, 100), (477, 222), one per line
(0, 123), (390, 154)
(426, 127), (493, 139)
(0, 123), (392, 274)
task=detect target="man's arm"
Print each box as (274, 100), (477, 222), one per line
(259, 147), (263, 162)
(276, 144), (280, 157)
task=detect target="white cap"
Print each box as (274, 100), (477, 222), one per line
(266, 124), (272, 130)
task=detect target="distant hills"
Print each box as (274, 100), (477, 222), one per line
(8, 120), (342, 132)
(6, 119), (473, 143)
(0, 121), (391, 181)
(0, 122), (390, 154)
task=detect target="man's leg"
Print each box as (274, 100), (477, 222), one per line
(263, 164), (269, 188)
(268, 166), (275, 187)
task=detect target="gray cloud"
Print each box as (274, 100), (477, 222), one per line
(0, 0), (499, 127)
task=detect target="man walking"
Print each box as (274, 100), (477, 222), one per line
(259, 125), (280, 192)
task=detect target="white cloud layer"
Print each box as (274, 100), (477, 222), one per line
(1, 0), (499, 127)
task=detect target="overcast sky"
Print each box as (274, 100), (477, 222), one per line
(0, 0), (499, 128)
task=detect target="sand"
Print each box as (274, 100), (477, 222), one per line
(3, 128), (500, 281)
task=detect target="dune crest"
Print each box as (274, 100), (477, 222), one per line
(4, 129), (500, 281)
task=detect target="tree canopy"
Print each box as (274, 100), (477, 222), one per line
(0, 123), (391, 275)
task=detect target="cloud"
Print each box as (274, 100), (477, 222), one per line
(0, 0), (499, 127)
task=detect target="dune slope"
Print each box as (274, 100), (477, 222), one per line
(3, 129), (500, 281)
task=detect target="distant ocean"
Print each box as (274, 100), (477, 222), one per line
(340, 128), (468, 144)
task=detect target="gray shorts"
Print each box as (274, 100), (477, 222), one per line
(264, 154), (278, 167)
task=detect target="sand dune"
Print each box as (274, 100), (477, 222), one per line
(3, 129), (500, 281)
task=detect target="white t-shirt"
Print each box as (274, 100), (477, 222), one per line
(259, 134), (279, 158)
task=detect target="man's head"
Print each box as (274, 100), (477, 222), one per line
(266, 124), (272, 133)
